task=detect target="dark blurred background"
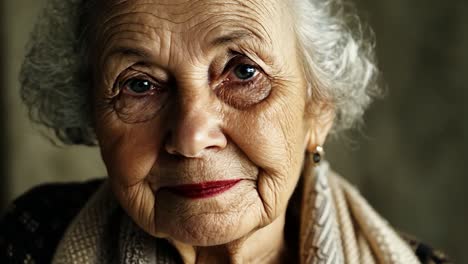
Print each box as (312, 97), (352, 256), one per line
(1, 0), (467, 262)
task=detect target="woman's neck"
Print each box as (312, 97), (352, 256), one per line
(169, 213), (287, 264)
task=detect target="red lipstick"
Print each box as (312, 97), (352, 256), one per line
(164, 179), (241, 199)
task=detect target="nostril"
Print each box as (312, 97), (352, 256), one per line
(165, 145), (178, 155)
(206, 145), (221, 153)
(164, 133), (180, 156)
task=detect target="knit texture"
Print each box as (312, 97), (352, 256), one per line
(299, 158), (420, 263)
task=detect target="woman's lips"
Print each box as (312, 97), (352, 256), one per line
(163, 179), (242, 199)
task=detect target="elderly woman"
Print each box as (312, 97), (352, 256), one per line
(0, 0), (450, 263)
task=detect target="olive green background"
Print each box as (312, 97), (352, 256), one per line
(1, 0), (467, 262)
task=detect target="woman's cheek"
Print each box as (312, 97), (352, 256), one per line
(97, 120), (164, 236)
(225, 103), (287, 163)
(222, 85), (306, 218)
(97, 116), (164, 187)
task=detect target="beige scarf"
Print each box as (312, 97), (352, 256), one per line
(52, 160), (420, 264)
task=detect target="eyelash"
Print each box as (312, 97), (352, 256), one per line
(220, 56), (262, 84)
(119, 75), (163, 97)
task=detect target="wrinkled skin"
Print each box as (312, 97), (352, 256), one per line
(92, 0), (333, 262)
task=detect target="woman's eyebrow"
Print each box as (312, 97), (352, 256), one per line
(209, 30), (269, 48)
(105, 46), (153, 61)
(99, 45), (158, 70)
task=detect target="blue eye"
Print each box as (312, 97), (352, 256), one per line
(125, 79), (154, 94)
(233, 64), (257, 80)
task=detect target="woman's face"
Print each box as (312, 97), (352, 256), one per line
(92, 0), (329, 246)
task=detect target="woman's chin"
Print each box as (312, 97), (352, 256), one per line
(164, 212), (258, 246)
(154, 186), (262, 246)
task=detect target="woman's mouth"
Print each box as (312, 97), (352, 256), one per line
(163, 179), (242, 199)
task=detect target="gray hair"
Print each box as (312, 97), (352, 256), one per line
(20, 0), (380, 145)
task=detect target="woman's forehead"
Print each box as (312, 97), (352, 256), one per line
(101, 0), (285, 17)
(93, 0), (297, 72)
(95, 0), (290, 43)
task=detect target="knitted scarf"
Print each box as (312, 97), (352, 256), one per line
(52, 160), (420, 264)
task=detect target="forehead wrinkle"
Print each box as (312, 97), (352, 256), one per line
(102, 36), (159, 61)
(243, 0), (278, 17)
(99, 26), (162, 61)
(186, 11), (273, 47)
(96, 0), (282, 67)
(101, 22), (166, 44)
(100, 18), (164, 40)
(106, 0), (195, 9)
(230, 0), (275, 42)
(232, 0), (272, 23)
(197, 20), (273, 55)
(99, 1), (231, 28)
(96, 3), (236, 49)
(102, 24), (162, 46)
(100, 10), (193, 32)
(98, 0), (276, 32)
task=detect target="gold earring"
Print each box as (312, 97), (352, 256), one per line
(312, 145), (324, 164)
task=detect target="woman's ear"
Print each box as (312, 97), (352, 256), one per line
(305, 106), (335, 152)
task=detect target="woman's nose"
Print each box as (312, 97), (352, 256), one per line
(164, 106), (227, 158)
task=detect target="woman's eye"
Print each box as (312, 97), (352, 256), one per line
(124, 78), (155, 95)
(233, 64), (257, 80)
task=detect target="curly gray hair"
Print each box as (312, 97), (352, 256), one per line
(20, 0), (380, 145)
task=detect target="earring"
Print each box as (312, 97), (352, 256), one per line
(312, 145), (324, 164)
